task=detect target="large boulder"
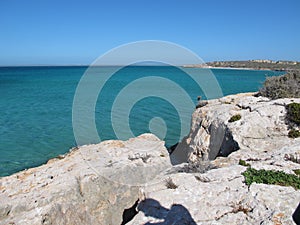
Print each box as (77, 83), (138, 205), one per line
(0, 134), (171, 225)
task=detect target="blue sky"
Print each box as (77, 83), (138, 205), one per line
(0, 0), (299, 65)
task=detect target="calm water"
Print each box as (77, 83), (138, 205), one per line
(0, 66), (283, 176)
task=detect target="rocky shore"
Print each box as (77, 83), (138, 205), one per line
(1, 93), (300, 224)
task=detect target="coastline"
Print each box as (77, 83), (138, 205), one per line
(1, 92), (299, 224)
(182, 65), (275, 71)
(1, 66), (283, 178)
(183, 59), (300, 71)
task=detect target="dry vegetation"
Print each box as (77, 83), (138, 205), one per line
(259, 71), (300, 99)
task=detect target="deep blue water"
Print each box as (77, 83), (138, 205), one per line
(0, 66), (283, 176)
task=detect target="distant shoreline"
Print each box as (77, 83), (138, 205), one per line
(183, 60), (300, 71)
(182, 65), (274, 71)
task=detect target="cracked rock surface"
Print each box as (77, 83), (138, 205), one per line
(0, 134), (171, 225)
(129, 165), (300, 224)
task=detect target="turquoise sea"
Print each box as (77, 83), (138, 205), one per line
(0, 66), (284, 177)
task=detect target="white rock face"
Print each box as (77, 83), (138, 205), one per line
(0, 134), (171, 225)
(173, 93), (300, 163)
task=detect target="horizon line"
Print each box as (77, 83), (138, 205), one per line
(0, 59), (299, 68)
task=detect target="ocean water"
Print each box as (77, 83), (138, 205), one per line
(0, 66), (284, 177)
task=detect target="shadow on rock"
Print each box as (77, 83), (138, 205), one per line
(293, 202), (300, 225)
(138, 198), (197, 225)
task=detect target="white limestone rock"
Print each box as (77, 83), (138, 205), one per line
(0, 133), (171, 225)
(173, 92), (300, 164)
(129, 93), (300, 225)
(128, 166), (300, 224)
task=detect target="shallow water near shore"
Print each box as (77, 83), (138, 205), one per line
(0, 66), (284, 176)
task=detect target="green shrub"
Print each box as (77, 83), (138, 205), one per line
(294, 169), (300, 176)
(286, 103), (300, 126)
(259, 71), (300, 99)
(242, 167), (300, 189)
(228, 114), (241, 123)
(288, 129), (300, 138)
(239, 159), (250, 167)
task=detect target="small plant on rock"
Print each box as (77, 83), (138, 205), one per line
(228, 114), (241, 123)
(242, 167), (300, 189)
(294, 169), (300, 176)
(239, 159), (250, 167)
(286, 103), (300, 126)
(288, 129), (300, 138)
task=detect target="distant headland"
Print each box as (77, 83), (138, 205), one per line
(184, 59), (300, 71)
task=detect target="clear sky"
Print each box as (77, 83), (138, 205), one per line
(1, 0), (300, 66)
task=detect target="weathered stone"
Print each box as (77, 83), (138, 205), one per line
(129, 165), (300, 224)
(173, 93), (300, 164)
(0, 134), (171, 225)
(129, 93), (300, 225)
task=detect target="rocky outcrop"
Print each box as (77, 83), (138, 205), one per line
(173, 93), (300, 164)
(1, 93), (300, 225)
(129, 93), (300, 224)
(0, 134), (171, 225)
